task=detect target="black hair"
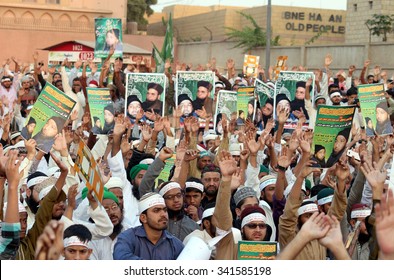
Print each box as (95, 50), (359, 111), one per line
(63, 224), (92, 243)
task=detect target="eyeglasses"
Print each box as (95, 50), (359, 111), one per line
(245, 223), (267, 229)
(104, 203), (119, 213)
(163, 192), (183, 201)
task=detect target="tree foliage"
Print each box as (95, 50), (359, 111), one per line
(225, 12), (280, 52)
(127, 0), (157, 26)
(365, 14), (394, 42)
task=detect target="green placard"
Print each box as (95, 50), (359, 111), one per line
(358, 83), (392, 136)
(155, 155), (176, 188)
(22, 82), (76, 153)
(214, 90), (237, 128)
(95, 18), (123, 58)
(312, 105), (356, 168)
(237, 241), (277, 260)
(254, 79), (274, 107)
(237, 86), (256, 122)
(87, 87), (114, 135)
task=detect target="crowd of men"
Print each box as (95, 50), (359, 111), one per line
(0, 51), (393, 261)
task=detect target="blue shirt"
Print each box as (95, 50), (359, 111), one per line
(0, 222), (21, 260)
(113, 225), (184, 260)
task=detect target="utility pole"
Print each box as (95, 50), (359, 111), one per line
(266, 0), (272, 76)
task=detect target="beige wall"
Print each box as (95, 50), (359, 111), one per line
(346, 0), (394, 43)
(148, 5), (346, 46)
(177, 40), (394, 74)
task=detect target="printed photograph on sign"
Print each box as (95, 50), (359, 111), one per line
(312, 105), (355, 168)
(214, 90), (237, 130)
(243, 55), (260, 78)
(175, 71), (215, 126)
(21, 82), (76, 153)
(358, 83), (393, 136)
(87, 87), (115, 135)
(274, 71), (315, 129)
(125, 73), (166, 124)
(95, 18), (123, 58)
(237, 86), (256, 124)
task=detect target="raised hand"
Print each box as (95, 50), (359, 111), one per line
(35, 220), (64, 260)
(141, 124), (153, 142)
(158, 147), (174, 162)
(318, 215), (344, 251)
(360, 161), (386, 190)
(300, 160), (320, 178)
(52, 130), (68, 155)
(183, 149), (199, 162)
(246, 131), (260, 155)
(25, 139), (37, 160)
(50, 151), (68, 173)
(113, 117), (127, 137)
(218, 150), (238, 178)
(375, 189), (394, 259)
(299, 212), (330, 241)
(5, 150), (22, 187)
(240, 148), (250, 162)
(277, 106), (289, 124)
(277, 146), (292, 169)
(324, 53), (333, 67)
(154, 116), (165, 132)
(288, 132), (300, 152)
(230, 167), (243, 191)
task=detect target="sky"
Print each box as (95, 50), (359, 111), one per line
(152, 0), (347, 12)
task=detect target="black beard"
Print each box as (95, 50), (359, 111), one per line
(168, 208), (184, 220)
(112, 216), (124, 236)
(25, 195), (39, 214)
(358, 232), (370, 244)
(132, 184), (140, 200)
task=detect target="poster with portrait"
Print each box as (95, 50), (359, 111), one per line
(214, 90), (237, 130)
(358, 83), (392, 136)
(21, 82), (76, 153)
(94, 18), (123, 59)
(312, 105), (356, 168)
(243, 55), (260, 78)
(74, 140), (104, 203)
(274, 71), (315, 129)
(125, 73), (166, 123)
(255, 79), (274, 107)
(176, 71), (215, 127)
(237, 86), (256, 122)
(274, 56), (288, 80)
(87, 87), (114, 135)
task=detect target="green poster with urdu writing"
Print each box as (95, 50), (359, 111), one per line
(87, 87), (114, 135)
(22, 82), (76, 153)
(312, 105), (356, 168)
(95, 18), (123, 58)
(358, 83), (392, 136)
(125, 73), (166, 119)
(237, 86), (256, 122)
(237, 241), (277, 260)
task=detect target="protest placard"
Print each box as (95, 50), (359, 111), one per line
(237, 241), (277, 260)
(21, 82), (76, 153)
(87, 87), (114, 135)
(94, 18), (123, 58)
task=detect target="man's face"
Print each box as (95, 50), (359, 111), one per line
(102, 198), (122, 226)
(19, 212), (28, 239)
(180, 100), (193, 116)
(53, 74), (61, 83)
(315, 98), (326, 106)
(242, 221), (267, 241)
(95, 119), (102, 128)
(107, 188), (124, 210)
(42, 119), (58, 138)
(22, 81), (30, 89)
(63, 246), (92, 260)
(299, 211), (316, 225)
(185, 190), (203, 208)
(330, 95), (342, 105)
(2, 80), (12, 89)
(147, 88), (159, 102)
(295, 86), (306, 99)
(128, 101), (141, 117)
(262, 103), (273, 116)
(143, 206), (168, 231)
(376, 107), (389, 123)
(315, 149), (326, 161)
(347, 94), (357, 105)
(27, 122), (36, 134)
(72, 81), (81, 93)
(106, 31), (118, 46)
(202, 171), (220, 197)
(261, 184), (275, 204)
(55, 81), (63, 91)
(368, 76), (374, 84)
(163, 188), (183, 211)
(319, 203), (331, 215)
(334, 135), (347, 153)
(132, 169), (146, 188)
(52, 200), (66, 219)
(197, 156), (212, 170)
(197, 86), (209, 99)
(104, 109), (114, 123)
(236, 197), (259, 217)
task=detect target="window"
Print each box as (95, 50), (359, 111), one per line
(353, 4), (357, 11)
(22, 0), (37, 2)
(369, 1), (373, 9)
(46, 0), (61, 4)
